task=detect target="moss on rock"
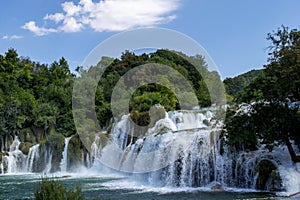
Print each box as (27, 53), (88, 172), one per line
(68, 134), (90, 170)
(46, 133), (65, 172)
(19, 128), (36, 143)
(256, 159), (282, 191)
(19, 142), (34, 155)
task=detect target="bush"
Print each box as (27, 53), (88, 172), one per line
(34, 178), (84, 200)
(19, 142), (34, 155)
(19, 128), (36, 143)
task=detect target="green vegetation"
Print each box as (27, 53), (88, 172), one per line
(224, 26), (300, 163)
(0, 48), (221, 164)
(224, 69), (263, 99)
(0, 50), (75, 153)
(34, 178), (84, 200)
(75, 49), (221, 128)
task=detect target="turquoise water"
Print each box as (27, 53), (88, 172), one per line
(0, 173), (279, 200)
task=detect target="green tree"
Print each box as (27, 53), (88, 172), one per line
(224, 69), (263, 98)
(226, 26), (300, 162)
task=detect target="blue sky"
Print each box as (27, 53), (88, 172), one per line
(1, 0), (300, 79)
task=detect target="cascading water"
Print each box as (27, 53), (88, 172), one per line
(90, 109), (298, 193)
(42, 148), (52, 174)
(169, 110), (212, 130)
(0, 109), (299, 195)
(90, 135), (101, 164)
(60, 137), (72, 172)
(0, 136), (54, 174)
(93, 110), (231, 185)
(2, 136), (25, 174)
(25, 144), (40, 172)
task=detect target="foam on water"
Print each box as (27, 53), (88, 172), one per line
(99, 177), (268, 195)
(1, 109), (300, 196)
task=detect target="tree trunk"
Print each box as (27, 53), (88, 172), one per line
(285, 137), (300, 163)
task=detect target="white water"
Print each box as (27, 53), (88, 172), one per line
(42, 148), (52, 174)
(25, 144), (40, 172)
(4, 137), (25, 174)
(0, 160), (3, 174)
(96, 110), (225, 182)
(60, 137), (72, 172)
(88, 109), (300, 196)
(1, 136), (53, 174)
(1, 110), (300, 196)
(168, 110), (211, 130)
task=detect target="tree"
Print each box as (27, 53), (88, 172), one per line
(224, 69), (263, 98)
(226, 26), (300, 163)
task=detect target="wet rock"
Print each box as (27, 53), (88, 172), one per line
(210, 182), (224, 191)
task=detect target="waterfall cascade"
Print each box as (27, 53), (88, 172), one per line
(60, 137), (72, 172)
(25, 144), (40, 172)
(42, 148), (52, 174)
(0, 109), (299, 194)
(0, 136), (53, 174)
(2, 137), (25, 174)
(1, 137), (17, 174)
(91, 109), (299, 193)
(95, 110), (229, 186)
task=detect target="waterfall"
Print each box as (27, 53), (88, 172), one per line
(2, 136), (25, 174)
(0, 161), (3, 174)
(90, 135), (101, 166)
(43, 148), (52, 174)
(0, 109), (296, 193)
(0, 138), (56, 174)
(25, 144), (40, 172)
(90, 109), (289, 191)
(96, 110), (224, 178)
(169, 110), (211, 131)
(60, 137), (72, 172)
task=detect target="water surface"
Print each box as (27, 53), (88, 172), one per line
(0, 173), (279, 200)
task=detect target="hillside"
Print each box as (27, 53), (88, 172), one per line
(223, 69), (263, 98)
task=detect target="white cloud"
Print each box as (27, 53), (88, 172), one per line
(22, 0), (180, 36)
(2, 34), (23, 40)
(60, 17), (83, 32)
(2, 35), (9, 40)
(44, 13), (65, 23)
(84, 0), (180, 32)
(22, 21), (58, 36)
(62, 1), (82, 16)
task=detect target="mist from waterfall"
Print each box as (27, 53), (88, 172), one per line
(1, 109), (300, 195)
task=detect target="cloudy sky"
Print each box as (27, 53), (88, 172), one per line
(1, 0), (300, 78)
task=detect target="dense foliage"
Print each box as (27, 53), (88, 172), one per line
(224, 69), (262, 99)
(0, 49), (75, 153)
(0, 49), (221, 152)
(34, 178), (84, 200)
(224, 26), (300, 162)
(76, 49), (222, 127)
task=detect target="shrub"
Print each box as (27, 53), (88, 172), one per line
(34, 178), (84, 200)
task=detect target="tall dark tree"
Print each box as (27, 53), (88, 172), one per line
(226, 26), (300, 162)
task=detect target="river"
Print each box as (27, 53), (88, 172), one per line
(0, 173), (282, 200)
